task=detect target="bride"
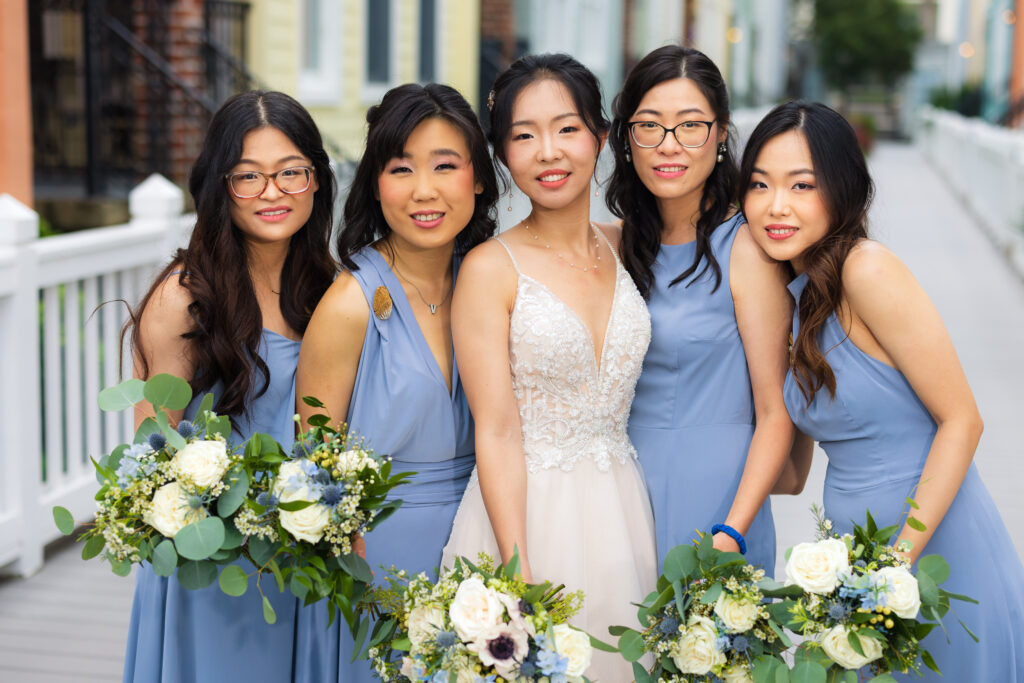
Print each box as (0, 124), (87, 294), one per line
(442, 53), (657, 681)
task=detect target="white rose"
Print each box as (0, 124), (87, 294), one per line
(144, 481), (206, 538)
(785, 538), (850, 595)
(407, 605), (446, 647)
(670, 615), (726, 675)
(172, 439), (229, 488)
(875, 566), (921, 619)
(721, 664), (755, 683)
(821, 624), (884, 669)
(449, 576), (505, 642)
(552, 623), (593, 678)
(278, 486), (330, 544)
(274, 459), (311, 496)
(714, 592), (760, 633)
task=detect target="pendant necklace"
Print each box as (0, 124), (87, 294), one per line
(391, 260), (452, 315)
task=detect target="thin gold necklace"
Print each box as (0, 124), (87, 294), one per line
(524, 222), (602, 272)
(391, 260), (452, 315)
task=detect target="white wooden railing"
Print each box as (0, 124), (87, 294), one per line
(0, 175), (191, 577)
(916, 107), (1024, 279)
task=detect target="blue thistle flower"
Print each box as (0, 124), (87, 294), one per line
(731, 635), (750, 652)
(435, 630), (456, 650)
(186, 494), (204, 510)
(290, 440), (309, 459)
(519, 660), (538, 677)
(828, 601), (851, 622)
(147, 433), (167, 451)
(176, 420), (195, 438)
(312, 468), (332, 487)
(518, 598), (535, 615)
(659, 615), (680, 635)
(321, 484), (344, 507)
(256, 492), (279, 509)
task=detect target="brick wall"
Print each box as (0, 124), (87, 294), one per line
(480, 0), (516, 66)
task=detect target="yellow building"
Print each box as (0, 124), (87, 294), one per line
(245, 0), (481, 160)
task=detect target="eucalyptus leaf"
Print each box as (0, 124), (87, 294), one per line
(262, 595), (277, 624)
(217, 467), (249, 517)
(206, 415), (232, 439)
(81, 534), (105, 560)
(143, 373), (193, 411)
(632, 662), (653, 683)
(178, 560), (218, 589)
(866, 675), (898, 683)
(790, 661), (827, 683)
(98, 378), (145, 411)
(194, 393), (215, 428)
(175, 517), (226, 561)
(335, 553), (374, 583)
(588, 634), (619, 653)
(916, 555), (950, 585)
(699, 581), (723, 604)
(617, 630), (645, 662)
(662, 544), (698, 582)
(155, 411), (187, 450)
(917, 569), (939, 607)
(221, 523), (244, 550)
(133, 418), (160, 445)
(152, 540), (178, 576)
(52, 506), (74, 535)
(218, 564), (249, 596)
(248, 536), (277, 566)
(110, 557), (133, 577)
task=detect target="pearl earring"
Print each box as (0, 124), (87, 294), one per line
(717, 142), (727, 163)
(507, 187), (514, 212)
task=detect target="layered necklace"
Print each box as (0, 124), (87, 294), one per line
(523, 221), (602, 273)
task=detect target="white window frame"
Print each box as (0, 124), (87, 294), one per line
(297, 0), (343, 104)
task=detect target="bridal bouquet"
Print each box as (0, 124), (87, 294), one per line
(613, 534), (792, 683)
(53, 374), (258, 592)
(368, 552), (604, 682)
(236, 395), (411, 630)
(769, 505), (976, 682)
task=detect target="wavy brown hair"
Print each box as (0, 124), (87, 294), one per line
(125, 91), (337, 421)
(607, 45), (737, 298)
(738, 101), (873, 404)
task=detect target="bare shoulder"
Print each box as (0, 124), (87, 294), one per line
(140, 271), (193, 335)
(594, 221), (623, 250)
(731, 221), (776, 267)
(842, 240), (912, 293)
(315, 269), (370, 324)
(459, 238), (518, 282)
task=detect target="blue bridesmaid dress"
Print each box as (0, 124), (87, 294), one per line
(628, 214), (776, 571)
(122, 330), (301, 682)
(784, 272), (1024, 681)
(293, 246), (475, 683)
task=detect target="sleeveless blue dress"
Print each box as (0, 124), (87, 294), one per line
(784, 272), (1024, 681)
(293, 246), (475, 683)
(123, 330), (301, 683)
(628, 214), (776, 571)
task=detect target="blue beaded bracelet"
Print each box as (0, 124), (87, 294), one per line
(711, 523), (747, 555)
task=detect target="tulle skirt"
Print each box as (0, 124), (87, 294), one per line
(442, 456), (657, 683)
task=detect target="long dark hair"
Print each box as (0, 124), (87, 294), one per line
(607, 45), (737, 298)
(487, 52), (610, 189)
(337, 83), (498, 268)
(127, 90), (337, 420)
(738, 100), (874, 403)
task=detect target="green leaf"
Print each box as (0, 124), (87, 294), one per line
(306, 413), (330, 427)
(791, 660), (827, 683)
(632, 662), (653, 683)
(155, 410), (187, 450)
(607, 625), (631, 636)
(700, 582), (723, 604)
(143, 373), (193, 411)
(277, 499), (315, 512)
(194, 393), (215, 427)
(846, 629), (865, 657)
(696, 532), (716, 564)
(53, 507), (74, 535)
(268, 559), (286, 593)
(905, 497), (920, 509)
(206, 415), (232, 439)
(365, 500), (401, 531)
(920, 649), (939, 673)
(906, 516), (927, 532)
(218, 564), (249, 596)
(98, 378), (145, 411)
(81, 534), (105, 560)
(262, 595), (277, 624)
(302, 395), (326, 408)
(248, 536), (277, 566)
(662, 543), (698, 582)
(217, 468), (249, 517)
(133, 418), (160, 445)
(352, 615), (371, 661)
(917, 569), (939, 607)
(589, 634), (619, 653)
(110, 557), (132, 577)
(617, 629), (645, 662)
(221, 522), (244, 550)
(152, 540), (178, 577)
(290, 573), (311, 600)
(916, 555), (950, 585)
(178, 560), (218, 589)
(174, 517), (226, 561)
(866, 675), (898, 683)
(335, 553), (374, 584)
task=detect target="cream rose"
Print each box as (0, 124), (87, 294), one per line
(278, 486), (330, 544)
(552, 623), (593, 678)
(714, 592), (760, 633)
(875, 566), (921, 619)
(785, 538), (850, 594)
(669, 615), (726, 675)
(144, 481), (206, 538)
(449, 576), (504, 641)
(721, 664), (755, 683)
(172, 439), (229, 488)
(821, 624), (883, 669)
(274, 459), (310, 496)
(407, 605), (446, 647)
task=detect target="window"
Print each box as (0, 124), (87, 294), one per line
(366, 0), (391, 84)
(298, 0), (341, 104)
(419, 0), (437, 82)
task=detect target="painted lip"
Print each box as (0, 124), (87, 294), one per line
(653, 164), (688, 179)
(410, 211), (446, 229)
(255, 206), (292, 222)
(537, 169), (570, 188)
(765, 223), (798, 240)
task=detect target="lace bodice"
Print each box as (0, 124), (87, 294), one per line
(496, 233), (651, 473)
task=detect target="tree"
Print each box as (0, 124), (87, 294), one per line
(813, 0), (923, 113)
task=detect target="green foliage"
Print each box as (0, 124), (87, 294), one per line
(53, 506), (74, 535)
(143, 373), (192, 411)
(218, 564), (249, 596)
(97, 378), (145, 411)
(813, 0), (923, 95)
(174, 517), (226, 561)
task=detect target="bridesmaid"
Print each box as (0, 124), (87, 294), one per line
(608, 45), (797, 570)
(122, 91), (336, 682)
(292, 83), (498, 682)
(744, 100), (1024, 680)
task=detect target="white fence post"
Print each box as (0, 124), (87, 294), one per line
(0, 195), (43, 575)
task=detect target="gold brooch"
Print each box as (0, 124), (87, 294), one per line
(487, 89), (496, 111)
(373, 285), (393, 320)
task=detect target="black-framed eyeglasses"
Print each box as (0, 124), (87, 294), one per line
(225, 166), (315, 198)
(627, 120), (716, 149)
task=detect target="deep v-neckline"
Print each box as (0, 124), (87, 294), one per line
(516, 265), (621, 377)
(367, 249), (458, 399)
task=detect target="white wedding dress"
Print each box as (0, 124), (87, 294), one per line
(442, 233), (658, 682)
